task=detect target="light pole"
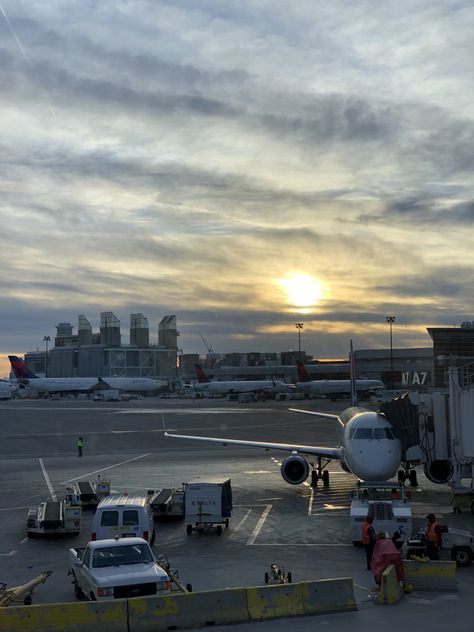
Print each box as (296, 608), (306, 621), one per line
(386, 316), (395, 389)
(43, 335), (51, 378)
(295, 322), (303, 363)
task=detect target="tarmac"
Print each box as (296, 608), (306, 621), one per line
(0, 397), (473, 629)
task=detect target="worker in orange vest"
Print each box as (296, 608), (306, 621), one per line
(426, 513), (442, 560)
(361, 515), (376, 570)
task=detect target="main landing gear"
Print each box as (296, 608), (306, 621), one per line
(310, 457), (331, 488)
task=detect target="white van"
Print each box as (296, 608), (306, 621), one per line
(91, 495), (155, 544)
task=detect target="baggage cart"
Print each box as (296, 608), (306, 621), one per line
(184, 477), (232, 536)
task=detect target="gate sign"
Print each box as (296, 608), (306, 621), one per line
(401, 371), (429, 386)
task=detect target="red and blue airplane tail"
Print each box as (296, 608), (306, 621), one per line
(195, 364), (211, 384)
(296, 360), (311, 382)
(8, 356), (39, 379)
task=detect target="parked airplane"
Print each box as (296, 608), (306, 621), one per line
(0, 380), (17, 400)
(165, 344), (402, 484)
(296, 360), (385, 399)
(8, 356), (166, 395)
(193, 364), (290, 396)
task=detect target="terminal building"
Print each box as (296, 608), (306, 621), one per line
(26, 312), (178, 379)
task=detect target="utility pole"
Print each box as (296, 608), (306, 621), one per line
(43, 335), (51, 378)
(295, 322), (303, 363)
(386, 316), (395, 389)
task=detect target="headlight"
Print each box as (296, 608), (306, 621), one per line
(97, 586), (114, 597)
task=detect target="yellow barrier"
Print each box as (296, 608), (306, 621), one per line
(375, 564), (403, 605)
(128, 587), (250, 631)
(246, 583), (305, 620)
(0, 600), (128, 632)
(403, 560), (457, 591)
(300, 578), (357, 614)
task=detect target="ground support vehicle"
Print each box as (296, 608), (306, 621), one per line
(69, 537), (170, 601)
(404, 527), (474, 567)
(72, 477), (111, 509)
(91, 494), (155, 543)
(93, 389), (120, 401)
(0, 570), (52, 606)
(148, 488), (184, 519)
(26, 489), (81, 536)
(264, 563), (292, 585)
(451, 488), (474, 514)
(184, 477), (232, 536)
(350, 481), (412, 545)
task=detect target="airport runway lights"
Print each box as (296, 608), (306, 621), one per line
(43, 335), (51, 378)
(295, 322), (304, 362)
(386, 316), (395, 389)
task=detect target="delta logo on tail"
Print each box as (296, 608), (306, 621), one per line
(194, 364), (211, 384)
(8, 356), (38, 380)
(296, 360), (311, 382)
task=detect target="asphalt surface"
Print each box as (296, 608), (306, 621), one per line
(0, 397), (473, 630)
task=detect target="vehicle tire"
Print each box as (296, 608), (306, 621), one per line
(23, 595), (32, 606)
(287, 572), (292, 583)
(90, 592), (97, 601)
(216, 525), (223, 536)
(409, 469), (418, 487)
(264, 572), (269, 584)
(322, 471), (330, 487)
(225, 518), (229, 529)
(311, 471), (318, 487)
(150, 529), (156, 545)
(186, 583), (193, 593)
(74, 579), (85, 600)
(352, 540), (363, 547)
(452, 547), (473, 567)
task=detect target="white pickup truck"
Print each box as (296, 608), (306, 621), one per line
(69, 537), (170, 601)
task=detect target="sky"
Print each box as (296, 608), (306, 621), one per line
(1, 0), (473, 377)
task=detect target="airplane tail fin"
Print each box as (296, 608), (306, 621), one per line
(8, 355), (38, 379)
(195, 364), (211, 383)
(349, 340), (358, 407)
(296, 360), (311, 382)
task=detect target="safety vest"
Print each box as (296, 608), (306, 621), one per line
(77, 438), (83, 447)
(427, 522), (440, 543)
(362, 522), (373, 544)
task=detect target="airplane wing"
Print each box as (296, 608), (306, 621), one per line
(163, 430), (341, 460)
(288, 407), (344, 426)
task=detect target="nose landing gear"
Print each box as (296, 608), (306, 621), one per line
(310, 457), (331, 487)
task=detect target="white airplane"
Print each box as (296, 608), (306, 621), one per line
(8, 356), (166, 395)
(193, 364), (290, 396)
(165, 344), (402, 484)
(0, 380), (17, 400)
(296, 361), (385, 399)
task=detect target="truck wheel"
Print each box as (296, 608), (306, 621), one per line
(287, 572), (292, 583)
(74, 579), (85, 600)
(186, 524), (193, 535)
(186, 583), (193, 593)
(23, 595), (32, 605)
(90, 592), (97, 601)
(150, 529), (156, 545)
(452, 547), (473, 567)
(216, 525), (223, 536)
(264, 572), (269, 584)
(225, 518), (229, 529)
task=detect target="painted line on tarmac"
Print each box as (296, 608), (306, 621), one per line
(246, 504), (272, 545)
(0, 505), (30, 512)
(39, 458), (57, 501)
(249, 543), (353, 547)
(231, 509), (252, 536)
(308, 486), (314, 515)
(61, 452), (152, 484)
(0, 550), (17, 557)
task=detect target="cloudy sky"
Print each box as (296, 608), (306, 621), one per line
(1, 0), (473, 376)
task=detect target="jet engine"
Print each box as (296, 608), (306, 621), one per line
(424, 460), (453, 484)
(280, 455), (309, 485)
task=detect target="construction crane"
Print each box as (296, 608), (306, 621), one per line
(199, 333), (214, 354)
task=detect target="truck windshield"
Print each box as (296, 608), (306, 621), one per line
(92, 544), (154, 568)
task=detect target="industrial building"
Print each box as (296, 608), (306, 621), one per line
(26, 312), (178, 379)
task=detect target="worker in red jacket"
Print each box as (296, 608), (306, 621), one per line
(361, 515), (377, 570)
(426, 513), (442, 560)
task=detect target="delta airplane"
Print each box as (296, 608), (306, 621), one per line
(8, 356), (166, 395)
(165, 344), (402, 484)
(296, 360), (385, 399)
(193, 364), (290, 396)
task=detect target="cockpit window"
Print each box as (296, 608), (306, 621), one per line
(354, 428), (373, 439)
(374, 427), (395, 440)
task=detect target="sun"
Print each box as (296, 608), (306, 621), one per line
(278, 273), (325, 309)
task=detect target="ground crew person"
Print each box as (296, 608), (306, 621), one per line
(426, 513), (442, 559)
(77, 436), (83, 457)
(361, 515), (376, 570)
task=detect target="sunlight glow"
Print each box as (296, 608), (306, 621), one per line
(278, 273), (325, 308)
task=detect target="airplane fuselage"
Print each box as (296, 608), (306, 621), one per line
(298, 379), (384, 397)
(195, 380), (289, 395)
(19, 377), (163, 394)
